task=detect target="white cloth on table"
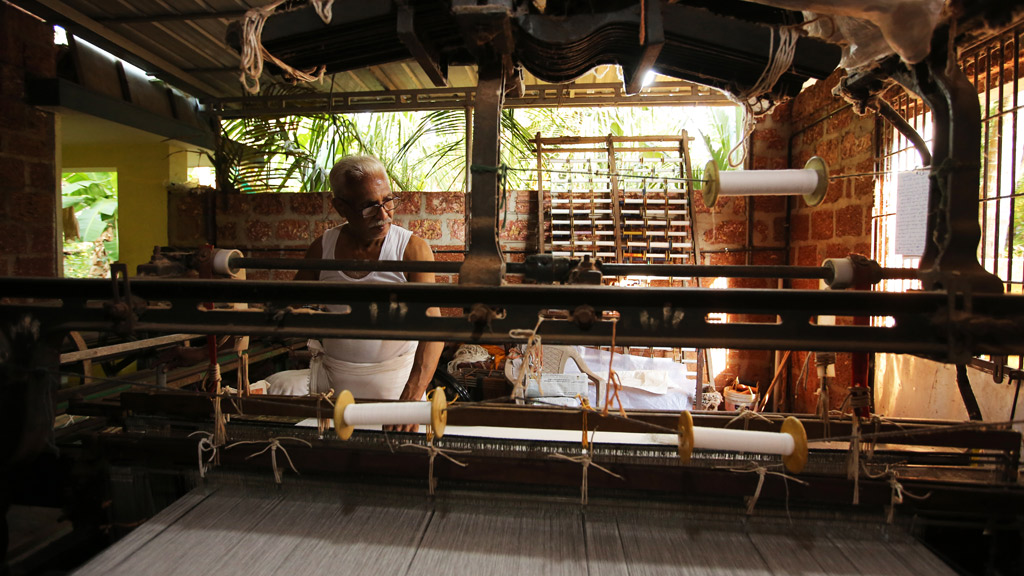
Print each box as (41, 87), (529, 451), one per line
(508, 346), (696, 411)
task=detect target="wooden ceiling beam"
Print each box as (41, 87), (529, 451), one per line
(97, 10), (247, 24)
(12, 0), (223, 98)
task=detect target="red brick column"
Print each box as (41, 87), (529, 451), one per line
(784, 71), (877, 413)
(0, 5), (58, 277)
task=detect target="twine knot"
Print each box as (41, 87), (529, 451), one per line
(862, 463), (931, 524)
(189, 431), (218, 479)
(401, 439), (470, 495)
(725, 462), (808, 516)
(725, 407), (772, 430)
(316, 388), (335, 437)
(226, 436), (312, 484)
(550, 450), (625, 506)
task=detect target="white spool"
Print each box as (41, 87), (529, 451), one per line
(212, 249), (243, 277)
(823, 257), (855, 289)
(343, 402), (432, 427)
(333, 389), (448, 440)
(676, 412), (808, 473)
(691, 426), (794, 456)
(703, 157), (828, 208)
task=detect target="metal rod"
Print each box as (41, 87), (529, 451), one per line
(231, 256), (919, 282)
(7, 277), (1024, 357)
(233, 257), (462, 274)
(874, 97), (932, 166)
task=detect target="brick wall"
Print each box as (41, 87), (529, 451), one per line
(168, 188), (535, 283)
(692, 105), (792, 393)
(784, 71), (876, 413)
(0, 5), (58, 277)
(691, 70), (878, 410)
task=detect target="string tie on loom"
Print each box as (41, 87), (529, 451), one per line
(724, 462), (808, 516)
(239, 0), (333, 93)
(206, 363), (229, 452)
(602, 318), (626, 418)
(550, 449), (624, 506)
(225, 437), (312, 484)
(316, 388), (335, 438)
(863, 414), (906, 460)
(508, 315), (545, 400)
(724, 407), (773, 430)
(400, 440), (470, 496)
(862, 463), (931, 524)
(189, 431), (218, 479)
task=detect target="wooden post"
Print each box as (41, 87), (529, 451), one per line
(535, 131), (544, 254)
(606, 134), (623, 263)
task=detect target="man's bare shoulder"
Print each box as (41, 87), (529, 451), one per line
(305, 235), (325, 258)
(403, 234), (435, 262)
(294, 236), (325, 281)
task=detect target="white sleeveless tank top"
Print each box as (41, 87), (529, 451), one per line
(318, 224), (417, 363)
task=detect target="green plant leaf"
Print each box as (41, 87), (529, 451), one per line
(104, 240), (119, 262)
(93, 197), (118, 216)
(77, 206), (107, 242)
(62, 195), (87, 209)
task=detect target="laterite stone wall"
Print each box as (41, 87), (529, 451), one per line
(167, 189), (532, 284)
(0, 4), (58, 277)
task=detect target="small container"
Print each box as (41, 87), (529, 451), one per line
(723, 385), (756, 411)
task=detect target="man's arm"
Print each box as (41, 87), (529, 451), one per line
(293, 236), (324, 281)
(395, 235), (444, 410)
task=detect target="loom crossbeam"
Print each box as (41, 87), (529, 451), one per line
(3, 276), (1024, 361)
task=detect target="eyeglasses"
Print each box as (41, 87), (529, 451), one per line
(341, 195), (399, 218)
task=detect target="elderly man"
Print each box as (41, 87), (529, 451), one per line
(270, 156), (442, 422)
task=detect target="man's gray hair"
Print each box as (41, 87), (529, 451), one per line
(329, 155), (388, 199)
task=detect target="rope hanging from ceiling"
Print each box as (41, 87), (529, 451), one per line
(239, 0), (335, 94)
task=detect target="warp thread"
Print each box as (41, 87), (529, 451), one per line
(816, 372), (832, 439)
(848, 416), (862, 505)
(208, 363), (227, 455)
(316, 388), (335, 438)
(508, 316), (545, 401)
(400, 440), (470, 496)
(724, 407), (773, 431)
(602, 318), (626, 418)
(238, 0), (334, 93)
(726, 24), (799, 167)
(189, 431), (217, 479)
(863, 414), (907, 460)
(725, 463), (808, 517)
(225, 437), (312, 484)
(238, 352), (251, 396)
(550, 450), (624, 506)
(224, 392), (244, 417)
(862, 463), (931, 524)
(446, 344), (490, 377)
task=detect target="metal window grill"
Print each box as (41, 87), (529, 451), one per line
(873, 20), (1024, 369)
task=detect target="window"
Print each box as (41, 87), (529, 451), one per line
(872, 21), (1024, 367)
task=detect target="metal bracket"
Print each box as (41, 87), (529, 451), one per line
(887, 25), (1003, 294)
(103, 263), (140, 336)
